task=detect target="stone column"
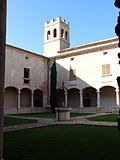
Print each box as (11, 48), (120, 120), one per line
(115, 88), (120, 106)
(18, 90), (21, 109)
(43, 92), (47, 107)
(79, 90), (83, 108)
(64, 90), (68, 108)
(31, 91), (34, 108)
(96, 90), (100, 108)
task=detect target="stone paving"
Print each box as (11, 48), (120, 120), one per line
(4, 113), (118, 132)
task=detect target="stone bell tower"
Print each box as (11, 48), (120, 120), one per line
(44, 17), (70, 57)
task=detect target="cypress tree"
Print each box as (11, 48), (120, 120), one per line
(114, 0), (120, 47)
(50, 60), (57, 113)
(114, 0), (120, 8)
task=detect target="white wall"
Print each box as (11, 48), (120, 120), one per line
(56, 47), (120, 91)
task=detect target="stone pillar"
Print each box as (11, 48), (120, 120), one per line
(115, 88), (120, 106)
(64, 90), (68, 108)
(96, 90), (100, 108)
(43, 92), (47, 107)
(31, 91), (34, 108)
(79, 90), (83, 107)
(18, 90), (21, 109)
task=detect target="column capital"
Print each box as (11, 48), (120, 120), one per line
(64, 90), (68, 95)
(115, 88), (119, 92)
(79, 91), (83, 94)
(96, 90), (100, 93)
(18, 90), (21, 94)
(31, 91), (34, 95)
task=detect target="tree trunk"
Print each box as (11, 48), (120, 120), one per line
(0, 0), (7, 159)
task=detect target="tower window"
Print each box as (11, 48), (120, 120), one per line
(53, 28), (57, 38)
(65, 31), (68, 40)
(61, 29), (64, 38)
(47, 30), (51, 40)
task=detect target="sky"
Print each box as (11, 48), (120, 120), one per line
(7, 0), (119, 55)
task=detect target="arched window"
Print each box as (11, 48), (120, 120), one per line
(47, 31), (51, 40)
(61, 29), (64, 38)
(65, 31), (68, 40)
(53, 28), (57, 38)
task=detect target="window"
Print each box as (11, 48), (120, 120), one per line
(47, 31), (51, 40)
(53, 28), (57, 38)
(102, 64), (111, 76)
(24, 68), (30, 84)
(61, 29), (64, 38)
(65, 31), (68, 40)
(103, 51), (108, 55)
(70, 57), (74, 61)
(69, 68), (76, 80)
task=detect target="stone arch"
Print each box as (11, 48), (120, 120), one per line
(4, 87), (18, 108)
(83, 87), (97, 107)
(100, 86), (116, 112)
(68, 88), (80, 108)
(33, 89), (43, 107)
(20, 88), (31, 107)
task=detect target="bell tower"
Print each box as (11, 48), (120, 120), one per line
(44, 17), (70, 57)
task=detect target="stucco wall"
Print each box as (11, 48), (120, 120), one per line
(56, 47), (120, 91)
(5, 46), (49, 108)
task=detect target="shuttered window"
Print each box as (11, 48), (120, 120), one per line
(102, 64), (110, 76)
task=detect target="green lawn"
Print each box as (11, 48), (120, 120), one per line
(4, 125), (120, 160)
(88, 114), (118, 122)
(17, 112), (56, 118)
(4, 117), (37, 126)
(16, 112), (90, 118)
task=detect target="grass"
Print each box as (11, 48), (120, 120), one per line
(17, 112), (56, 118)
(4, 117), (37, 126)
(88, 114), (118, 122)
(15, 112), (90, 118)
(4, 124), (120, 160)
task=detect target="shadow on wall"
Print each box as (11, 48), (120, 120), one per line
(56, 62), (116, 112)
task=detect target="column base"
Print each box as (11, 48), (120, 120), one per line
(112, 106), (120, 113)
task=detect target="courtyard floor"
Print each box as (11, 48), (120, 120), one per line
(4, 112), (117, 132)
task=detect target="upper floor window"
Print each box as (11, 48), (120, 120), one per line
(47, 30), (51, 40)
(65, 31), (68, 40)
(103, 51), (108, 55)
(61, 29), (64, 38)
(24, 68), (30, 84)
(102, 64), (111, 76)
(53, 28), (57, 38)
(69, 68), (76, 81)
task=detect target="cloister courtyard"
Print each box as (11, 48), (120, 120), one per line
(3, 112), (120, 160)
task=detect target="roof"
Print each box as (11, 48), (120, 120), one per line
(6, 44), (49, 60)
(51, 37), (119, 60)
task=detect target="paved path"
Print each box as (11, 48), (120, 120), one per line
(4, 113), (118, 132)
